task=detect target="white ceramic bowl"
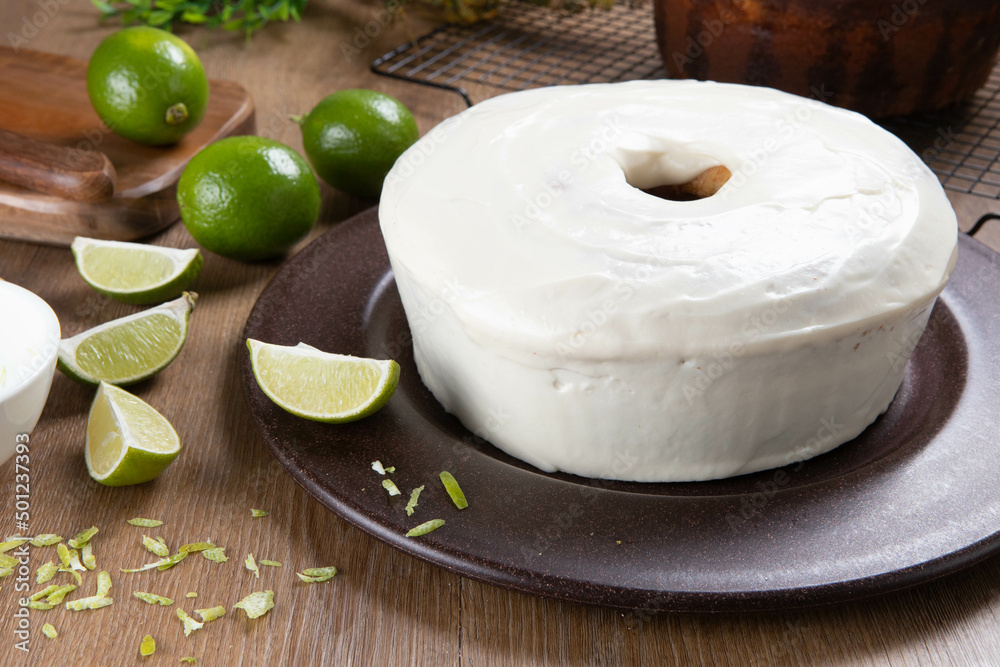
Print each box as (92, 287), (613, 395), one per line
(0, 281), (60, 467)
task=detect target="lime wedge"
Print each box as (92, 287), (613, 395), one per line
(72, 237), (203, 305)
(246, 339), (399, 423)
(57, 293), (196, 385)
(86, 382), (181, 486)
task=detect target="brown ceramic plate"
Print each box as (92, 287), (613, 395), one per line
(241, 208), (1000, 613)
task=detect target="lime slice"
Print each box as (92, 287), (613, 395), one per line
(246, 339), (399, 423)
(57, 293), (196, 385)
(86, 382), (181, 486)
(72, 237), (203, 305)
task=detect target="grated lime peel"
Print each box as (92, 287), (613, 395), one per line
(140, 634), (156, 657)
(0, 554), (17, 568)
(47, 584), (77, 605)
(82, 543), (97, 570)
(259, 560), (282, 567)
(296, 566), (337, 583)
(96, 571), (113, 597)
(186, 592), (197, 598)
(28, 600), (53, 610)
(30, 585), (60, 601)
(176, 608), (204, 636)
(251, 509), (269, 518)
(202, 547), (228, 563)
(66, 595), (113, 611)
(134, 591), (174, 606)
(245, 553), (260, 578)
(194, 605), (225, 622)
(30, 534), (63, 547)
(42, 623), (57, 639)
(406, 519), (445, 537)
(143, 535), (170, 558)
(382, 479), (401, 496)
(68, 526), (99, 549)
(179, 542), (214, 553)
(128, 518), (164, 528)
(405, 485), (425, 516)
(233, 590), (274, 619)
(439, 471), (468, 510)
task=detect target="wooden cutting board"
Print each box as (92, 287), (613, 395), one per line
(0, 45), (255, 246)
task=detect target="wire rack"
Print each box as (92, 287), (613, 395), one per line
(372, 3), (1000, 203)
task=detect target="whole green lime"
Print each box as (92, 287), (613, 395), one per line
(177, 137), (321, 261)
(296, 89), (419, 199)
(87, 26), (209, 146)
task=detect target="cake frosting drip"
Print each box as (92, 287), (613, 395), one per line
(379, 81), (957, 482)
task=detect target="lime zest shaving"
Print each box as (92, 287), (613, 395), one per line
(0, 567), (13, 578)
(382, 479), (401, 496)
(233, 590), (274, 619)
(81, 543), (97, 570)
(30, 534), (63, 547)
(127, 518), (164, 528)
(439, 471), (468, 509)
(158, 551), (189, 571)
(384, 466), (396, 473)
(96, 571), (113, 597)
(28, 600), (53, 610)
(42, 623), (57, 639)
(0, 554), (17, 568)
(186, 592), (197, 598)
(140, 634), (156, 657)
(68, 526), (99, 549)
(245, 553), (260, 578)
(406, 519), (445, 537)
(251, 509), (269, 518)
(67, 549), (87, 572)
(179, 542), (214, 553)
(202, 547), (228, 563)
(57, 543), (71, 568)
(31, 584), (60, 601)
(143, 535), (170, 558)
(121, 550), (188, 573)
(259, 560), (282, 567)
(405, 485), (425, 516)
(295, 566), (337, 583)
(176, 608), (204, 636)
(66, 595), (113, 611)
(134, 591), (174, 606)
(180, 657), (197, 663)
(0, 538), (29, 552)
(59, 567), (83, 585)
(371, 460), (386, 475)
(46, 584), (77, 605)
(194, 605), (226, 622)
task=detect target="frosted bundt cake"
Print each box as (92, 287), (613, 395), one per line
(379, 80), (957, 482)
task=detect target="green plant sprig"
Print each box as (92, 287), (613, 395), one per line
(91, 0), (312, 40)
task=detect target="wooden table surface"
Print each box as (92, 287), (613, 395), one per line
(2, 1), (1000, 664)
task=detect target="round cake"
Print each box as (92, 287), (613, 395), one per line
(379, 80), (957, 482)
(654, 0), (1000, 117)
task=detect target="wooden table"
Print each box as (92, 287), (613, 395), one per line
(1, 1), (999, 664)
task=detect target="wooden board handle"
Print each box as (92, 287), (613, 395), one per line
(0, 128), (116, 202)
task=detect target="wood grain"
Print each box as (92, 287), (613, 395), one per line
(0, 128), (116, 202)
(0, 45), (255, 245)
(0, 1), (998, 665)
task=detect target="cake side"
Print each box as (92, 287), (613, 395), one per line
(379, 80), (958, 482)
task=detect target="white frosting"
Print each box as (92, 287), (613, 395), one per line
(379, 80), (958, 482)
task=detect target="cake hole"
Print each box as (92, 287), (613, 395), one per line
(640, 165), (732, 202)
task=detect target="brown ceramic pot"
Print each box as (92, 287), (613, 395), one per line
(653, 0), (1000, 117)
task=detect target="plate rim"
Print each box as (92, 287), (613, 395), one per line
(241, 208), (1000, 613)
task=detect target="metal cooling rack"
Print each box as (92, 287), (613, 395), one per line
(372, 3), (1000, 203)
